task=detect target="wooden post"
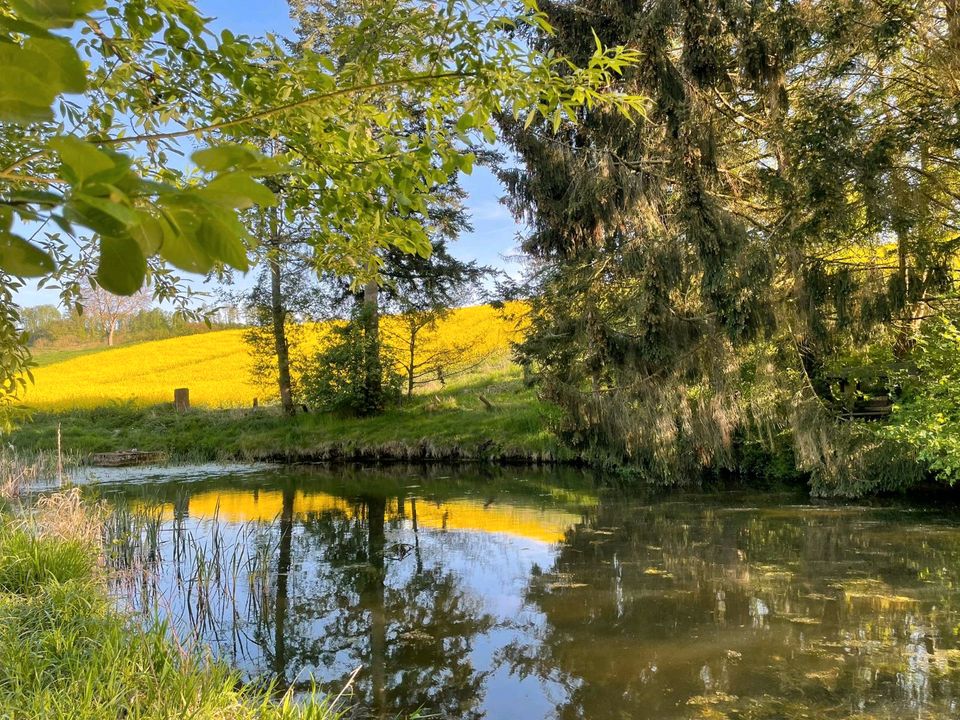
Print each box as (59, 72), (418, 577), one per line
(252, 397), (259, 408)
(56, 422), (62, 486)
(174, 388), (190, 412)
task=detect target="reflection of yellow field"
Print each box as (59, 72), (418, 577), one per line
(145, 488), (582, 544)
(408, 498), (577, 544)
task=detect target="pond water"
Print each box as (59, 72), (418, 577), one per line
(92, 463), (960, 719)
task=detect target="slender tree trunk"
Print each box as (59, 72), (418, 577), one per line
(107, 321), (115, 347)
(362, 279), (382, 409)
(948, 1), (959, 50)
(407, 325), (417, 397)
(270, 217), (295, 416)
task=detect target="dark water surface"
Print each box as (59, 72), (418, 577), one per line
(93, 464), (960, 719)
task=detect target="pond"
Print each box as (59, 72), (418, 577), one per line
(91, 463), (960, 719)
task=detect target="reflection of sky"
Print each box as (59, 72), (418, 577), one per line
(110, 479), (960, 720)
(114, 486), (577, 718)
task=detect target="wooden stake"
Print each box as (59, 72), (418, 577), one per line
(56, 422), (62, 486)
(174, 388), (190, 412)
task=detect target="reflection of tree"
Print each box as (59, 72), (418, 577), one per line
(360, 495), (387, 719)
(254, 491), (494, 718)
(269, 485), (294, 683)
(503, 500), (960, 720)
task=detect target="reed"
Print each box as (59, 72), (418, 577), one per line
(0, 485), (348, 720)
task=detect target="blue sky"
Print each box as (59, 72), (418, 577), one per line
(16, 0), (523, 307)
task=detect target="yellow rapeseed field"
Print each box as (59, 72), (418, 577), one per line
(22, 303), (527, 410)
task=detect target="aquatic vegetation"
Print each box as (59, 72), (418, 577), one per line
(0, 491), (348, 719)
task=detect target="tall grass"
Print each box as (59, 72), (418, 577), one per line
(0, 468), (349, 719)
(104, 503), (278, 667)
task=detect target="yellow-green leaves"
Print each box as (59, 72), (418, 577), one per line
(197, 173), (277, 210)
(0, 209), (55, 277)
(0, 35), (86, 122)
(48, 137), (118, 183)
(9, 0), (105, 29)
(43, 138), (276, 293)
(0, 0), (96, 122)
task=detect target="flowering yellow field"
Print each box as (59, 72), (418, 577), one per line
(22, 303), (526, 410)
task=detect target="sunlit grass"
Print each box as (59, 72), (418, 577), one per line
(0, 486), (348, 720)
(20, 303), (527, 410)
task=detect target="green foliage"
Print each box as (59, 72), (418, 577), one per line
(502, 0), (960, 491)
(0, 0), (643, 425)
(882, 315), (960, 484)
(0, 512), (344, 719)
(0, 528), (94, 593)
(301, 306), (404, 417)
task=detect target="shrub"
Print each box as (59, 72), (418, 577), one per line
(881, 314), (960, 484)
(301, 306), (403, 416)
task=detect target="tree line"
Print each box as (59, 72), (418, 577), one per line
(4, 0), (960, 494)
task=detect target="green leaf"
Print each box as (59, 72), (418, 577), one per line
(9, 0), (105, 29)
(157, 206), (215, 273)
(0, 36), (86, 122)
(49, 137), (115, 183)
(196, 173), (277, 209)
(0, 231), (55, 277)
(456, 113), (475, 133)
(65, 193), (136, 236)
(96, 234), (146, 295)
(28, 36), (86, 93)
(5, 189), (62, 206)
(196, 208), (250, 271)
(0, 50), (55, 122)
(129, 210), (164, 255)
(192, 145), (261, 173)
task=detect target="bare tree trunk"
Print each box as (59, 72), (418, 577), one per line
(270, 216), (295, 416)
(407, 326), (417, 397)
(107, 322), (115, 347)
(363, 279), (382, 408)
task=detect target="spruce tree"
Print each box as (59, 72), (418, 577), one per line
(502, 0), (960, 491)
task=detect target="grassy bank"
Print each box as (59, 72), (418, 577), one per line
(0, 483), (344, 719)
(9, 367), (570, 464)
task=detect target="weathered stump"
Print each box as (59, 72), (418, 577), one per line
(174, 387), (190, 412)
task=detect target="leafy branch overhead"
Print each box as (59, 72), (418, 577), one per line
(0, 0), (644, 297)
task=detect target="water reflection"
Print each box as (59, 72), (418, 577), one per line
(101, 467), (960, 719)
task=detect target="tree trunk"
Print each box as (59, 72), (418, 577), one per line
(362, 279), (382, 408)
(407, 326), (417, 397)
(948, 1), (959, 51)
(270, 222), (295, 416)
(107, 320), (115, 347)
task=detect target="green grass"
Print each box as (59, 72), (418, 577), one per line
(30, 345), (111, 367)
(8, 363), (571, 464)
(0, 530), (94, 593)
(0, 515), (345, 719)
